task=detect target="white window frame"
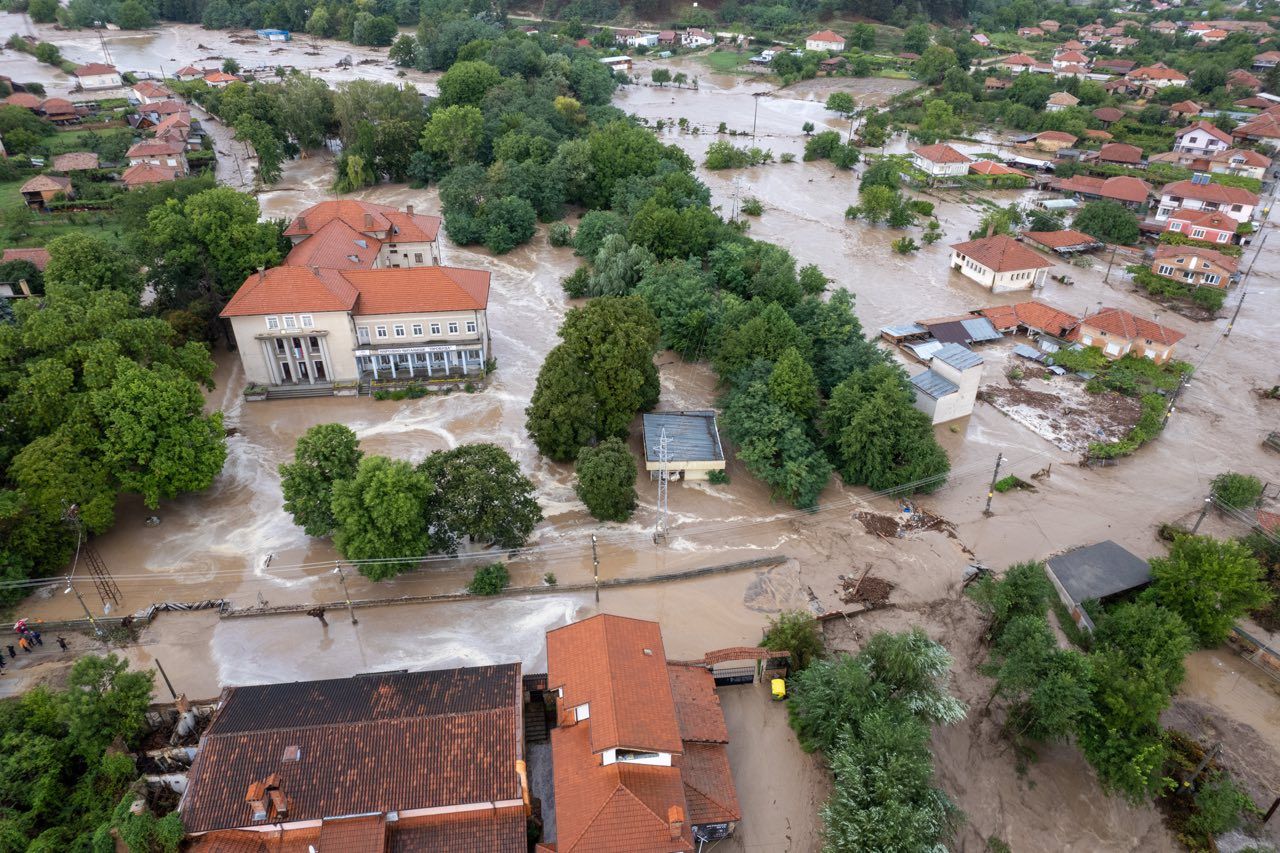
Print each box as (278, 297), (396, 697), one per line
(393, 324), (406, 338)
(447, 321), (459, 334)
(1191, 228), (1205, 238)
(1203, 274), (1219, 285)
(300, 314), (314, 328)
(375, 325), (388, 339)
(266, 316), (280, 330)
(430, 322), (441, 335)
(282, 315), (297, 329)
(466, 320), (477, 334)
(411, 323), (423, 336)
(357, 326), (370, 344)
(1157, 264), (1174, 276)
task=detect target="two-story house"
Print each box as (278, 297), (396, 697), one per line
(1173, 121), (1232, 157)
(126, 138), (189, 174)
(1210, 148), (1271, 181)
(284, 200), (443, 268)
(1155, 175), (1258, 224)
(804, 29), (845, 52)
(1071, 307), (1185, 363)
(910, 343), (984, 425)
(1162, 208), (1239, 244)
(910, 143), (972, 179)
(1151, 244), (1238, 288)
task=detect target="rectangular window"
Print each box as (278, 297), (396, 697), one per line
(414, 253), (423, 264)
(393, 324), (406, 337)
(300, 314), (314, 328)
(1191, 228), (1205, 238)
(308, 336), (320, 353)
(266, 316), (280, 330)
(1169, 221), (1182, 231)
(282, 315), (297, 329)
(412, 323), (423, 336)
(375, 325), (388, 339)
(466, 321), (477, 334)
(1157, 264), (1174, 276)
(274, 338), (286, 353)
(467, 349), (482, 361)
(1203, 274), (1219, 285)
(448, 322), (459, 334)
(430, 322), (441, 335)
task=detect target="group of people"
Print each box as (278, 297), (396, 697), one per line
(2, 620), (68, 671)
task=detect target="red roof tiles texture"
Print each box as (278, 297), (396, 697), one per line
(1, 247), (51, 270)
(913, 143), (971, 164)
(978, 300), (1080, 337)
(1079, 307), (1185, 346)
(667, 665), (729, 744)
(950, 235), (1055, 273)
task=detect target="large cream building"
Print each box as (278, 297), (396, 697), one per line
(220, 201), (490, 393)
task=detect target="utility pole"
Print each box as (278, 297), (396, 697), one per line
(1102, 245), (1118, 285)
(751, 92), (763, 143)
(983, 453), (1004, 517)
(1191, 495), (1213, 534)
(66, 580), (105, 639)
(333, 565), (358, 624)
(154, 658), (178, 701)
(1225, 231), (1269, 338)
(655, 428), (671, 542)
(591, 534), (600, 604)
(1163, 372), (1189, 426)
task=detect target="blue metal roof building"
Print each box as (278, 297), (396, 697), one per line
(641, 410), (726, 480)
(910, 370), (959, 400)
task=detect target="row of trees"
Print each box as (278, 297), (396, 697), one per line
(280, 424), (543, 579)
(974, 540), (1270, 803)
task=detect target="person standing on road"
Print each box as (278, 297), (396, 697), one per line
(18, 637), (31, 653)
(5, 645), (13, 658)
(31, 631), (41, 646)
(57, 636), (68, 651)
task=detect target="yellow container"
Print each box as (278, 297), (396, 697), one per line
(771, 678), (786, 700)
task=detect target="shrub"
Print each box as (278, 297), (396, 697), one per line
(993, 475), (1019, 493)
(467, 562), (510, 595)
(543, 571), (557, 585)
(741, 197), (763, 216)
(562, 265), (590, 297)
(707, 469), (729, 485)
(781, 152), (796, 163)
(763, 610), (824, 671)
(891, 236), (920, 254)
(907, 199), (934, 217)
(548, 222), (573, 247)
(1211, 472), (1263, 509)
(1187, 773), (1257, 837)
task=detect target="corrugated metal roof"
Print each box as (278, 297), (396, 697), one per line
(1013, 343), (1046, 362)
(910, 370), (959, 399)
(933, 342), (984, 370)
(960, 317), (1003, 342)
(905, 339), (945, 362)
(643, 411), (724, 463)
(880, 323), (927, 337)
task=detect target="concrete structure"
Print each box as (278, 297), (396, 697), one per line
(1162, 208), (1238, 244)
(804, 29), (845, 52)
(600, 56), (633, 73)
(72, 63), (122, 90)
(910, 343), (983, 425)
(681, 28), (715, 47)
(950, 234), (1054, 292)
(641, 410), (725, 481)
(1047, 541), (1152, 630)
(1155, 176), (1258, 224)
(910, 143), (972, 178)
(179, 666), (527, 850)
(538, 615), (742, 852)
(1173, 120), (1232, 156)
(1151, 244), (1238, 288)
(1072, 307), (1185, 363)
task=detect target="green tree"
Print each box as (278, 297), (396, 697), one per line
(437, 60), (503, 106)
(984, 614), (1093, 744)
(1210, 471), (1263, 509)
(580, 120), (667, 208)
(651, 68), (672, 86)
(859, 158), (901, 191)
(1144, 535), (1271, 647)
(418, 443), (543, 549)
(279, 423), (363, 537)
(420, 104), (485, 166)
(633, 259), (719, 359)
(574, 437), (637, 522)
(1073, 200), (1140, 245)
(762, 610), (823, 671)
(585, 234), (655, 296)
(44, 234), (141, 301)
(914, 45), (958, 86)
(902, 22), (931, 54)
(115, 0), (153, 28)
(93, 359), (227, 509)
(712, 301), (810, 381)
(768, 346), (819, 419)
(222, 58), (240, 74)
(467, 561), (510, 595)
(28, 0), (58, 21)
(234, 116), (284, 185)
(853, 184), (899, 225)
(389, 34), (418, 67)
(62, 654), (154, 761)
(330, 456), (439, 580)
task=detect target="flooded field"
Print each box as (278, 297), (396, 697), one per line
(4, 37), (1280, 849)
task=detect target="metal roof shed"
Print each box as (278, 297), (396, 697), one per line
(642, 411), (726, 481)
(1047, 541), (1152, 631)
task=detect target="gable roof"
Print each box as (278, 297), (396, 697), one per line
(1176, 120), (1231, 144)
(1, 247), (51, 270)
(1154, 243), (1239, 273)
(1092, 106), (1125, 123)
(806, 29), (844, 42)
(128, 138), (187, 157)
(1080, 306), (1184, 345)
(121, 162), (179, 186)
(51, 151), (99, 171)
(39, 97), (76, 115)
(1034, 130), (1078, 144)
(180, 665), (523, 834)
(203, 71), (242, 83)
(913, 143), (971, 164)
(1212, 147), (1270, 168)
(978, 300), (1079, 337)
(284, 199), (441, 243)
(1232, 111), (1280, 140)
(1162, 179), (1258, 206)
(221, 266), (360, 316)
(1002, 52), (1037, 66)
(1021, 229), (1103, 251)
(74, 62), (118, 76)
(1096, 142), (1143, 164)
(951, 234), (1054, 272)
(1054, 174), (1151, 204)
(968, 159), (1029, 177)
(1127, 63), (1188, 82)
(667, 664), (729, 744)
(1047, 541), (1151, 605)
(20, 174), (71, 193)
(347, 266), (491, 315)
(1054, 50), (1089, 63)
(1169, 99), (1201, 114)
(5, 92), (42, 109)
(1166, 207), (1239, 231)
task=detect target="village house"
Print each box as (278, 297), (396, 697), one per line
(626, 32), (660, 48)
(1253, 51), (1280, 69)
(127, 138), (189, 174)
(5, 91), (41, 110)
(1083, 129), (1113, 143)
(1151, 244), (1238, 288)
(1173, 121), (1232, 156)
(984, 76), (1011, 92)
(50, 151), (99, 172)
(641, 411), (725, 480)
(178, 666), (528, 851)
(969, 160), (1030, 180)
(1045, 91), (1080, 112)
(285, 200), (443, 268)
(1199, 28), (1229, 44)
(131, 79), (175, 104)
(1021, 229), (1104, 255)
(38, 97), (78, 124)
(1, 247), (50, 271)
(134, 99), (192, 128)
(1092, 106), (1125, 125)
(1017, 26), (1044, 37)
(1051, 50), (1090, 71)
(1232, 109), (1280, 144)
(1053, 174), (1151, 209)
(174, 65), (205, 81)
(1228, 69), (1263, 92)
(1092, 60), (1136, 77)
(613, 28), (640, 44)
(1149, 20), (1178, 35)
(1093, 142), (1143, 166)
(1126, 63), (1188, 90)
(1072, 307), (1185, 363)
(804, 29), (845, 52)
(910, 143), (972, 178)
(153, 113), (202, 149)
(1168, 100), (1201, 122)
(18, 174), (71, 209)
(979, 299), (1080, 339)
(537, 614), (745, 851)
(1210, 148), (1270, 181)
(950, 234), (1054, 292)
(910, 343), (983, 425)
(1156, 176), (1258, 224)
(1109, 36), (1140, 51)
(72, 62), (122, 90)
(121, 162), (179, 188)
(681, 28), (715, 48)
(1028, 130), (1077, 153)
(972, 33), (991, 48)
(600, 55), (632, 74)
(1059, 39), (1087, 51)
(1161, 207), (1239, 244)
(657, 30), (677, 45)
(202, 70), (242, 88)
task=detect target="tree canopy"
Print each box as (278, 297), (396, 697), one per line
(1144, 534), (1271, 647)
(574, 437), (638, 522)
(280, 423), (364, 537)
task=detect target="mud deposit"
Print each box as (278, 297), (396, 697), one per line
(980, 379), (1143, 454)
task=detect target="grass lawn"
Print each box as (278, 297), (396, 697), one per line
(0, 178), (125, 248)
(702, 50), (749, 73)
(46, 126), (136, 156)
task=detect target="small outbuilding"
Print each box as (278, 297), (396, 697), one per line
(19, 174), (72, 208)
(910, 343), (983, 425)
(642, 410), (725, 480)
(1046, 541), (1152, 630)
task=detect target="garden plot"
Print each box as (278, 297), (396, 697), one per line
(979, 376), (1143, 454)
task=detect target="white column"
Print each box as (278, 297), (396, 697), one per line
(261, 341), (278, 384)
(460, 350), (468, 373)
(425, 355), (433, 377)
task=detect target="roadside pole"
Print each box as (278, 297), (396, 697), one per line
(66, 581), (105, 639)
(154, 658), (178, 701)
(591, 534), (600, 604)
(1225, 231), (1269, 338)
(1191, 496), (1212, 534)
(983, 453), (1004, 517)
(333, 565), (358, 625)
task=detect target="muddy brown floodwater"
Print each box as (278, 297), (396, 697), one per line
(5, 44), (1280, 851)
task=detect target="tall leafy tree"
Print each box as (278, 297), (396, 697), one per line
(633, 259), (720, 360)
(1144, 534), (1271, 647)
(280, 423), (363, 537)
(331, 456), (440, 580)
(44, 234), (142, 301)
(418, 443), (543, 549)
(436, 60), (503, 106)
(574, 437), (637, 522)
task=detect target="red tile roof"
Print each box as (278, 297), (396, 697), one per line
(680, 742), (741, 826)
(912, 143), (970, 164)
(284, 199), (441, 243)
(1054, 174), (1151, 205)
(1233, 111), (1280, 140)
(978, 300), (1080, 337)
(1, 247), (50, 270)
(121, 163), (179, 186)
(1169, 99), (1201, 115)
(1002, 53), (1037, 66)
(20, 174), (71, 194)
(74, 62), (118, 76)
(51, 151), (99, 171)
(950, 235), (1055, 273)
(1127, 63), (1188, 82)
(316, 814), (387, 853)
(1054, 50), (1089, 63)
(39, 97), (75, 115)
(667, 665), (729, 744)
(969, 160), (1030, 177)
(1092, 106), (1125, 123)
(547, 614), (683, 755)
(1162, 179), (1258, 206)
(346, 266), (491, 315)
(220, 266), (359, 317)
(1212, 148), (1270, 168)
(1176, 120), (1232, 144)
(1154, 243), (1239, 273)
(203, 71), (242, 83)
(389, 807), (527, 851)
(1079, 307), (1184, 346)
(1165, 207), (1238, 232)
(1096, 142), (1143, 164)
(181, 666), (523, 834)
(1035, 130), (1078, 144)
(285, 219), (383, 268)
(807, 29), (844, 42)
(128, 138), (187, 158)
(1257, 510), (1280, 534)
(139, 98), (190, 116)
(1021, 229), (1102, 251)
(133, 80), (174, 97)
(5, 92), (41, 109)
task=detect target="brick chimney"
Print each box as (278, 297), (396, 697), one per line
(405, 204), (414, 217)
(667, 805), (684, 840)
